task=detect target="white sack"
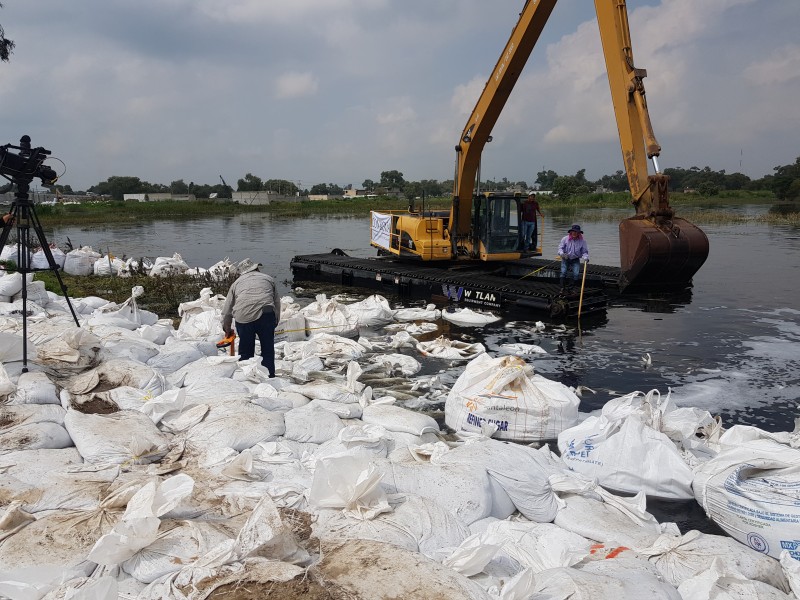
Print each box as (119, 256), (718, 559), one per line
(63, 247), (101, 276)
(417, 335), (485, 360)
(446, 354), (579, 442)
(677, 558), (794, 600)
(64, 409), (171, 464)
(345, 294), (396, 327)
(283, 404), (344, 444)
(362, 403), (439, 436)
(639, 530), (791, 592)
(394, 303), (441, 322)
(442, 307), (501, 326)
(693, 438), (800, 559)
(275, 314), (306, 343)
(184, 400), (285, 451)
(299, 294), (354, 337)
(9, 370), (59, 404)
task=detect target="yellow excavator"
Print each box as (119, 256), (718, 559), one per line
(370, 0), (709, 290)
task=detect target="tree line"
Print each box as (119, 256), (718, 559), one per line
(28, 157), (800, 202)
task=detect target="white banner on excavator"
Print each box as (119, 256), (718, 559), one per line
(371, 212), (392, 250)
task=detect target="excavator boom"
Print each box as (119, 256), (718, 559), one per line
(449, 0), (708, 288)
(371, 0), (708, 289)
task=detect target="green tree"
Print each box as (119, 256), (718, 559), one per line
(535, 169), (559, 190)
(237, 173), (263, 192)
(91, 176), (150, 200)
(362, 179), (375, 191)
(1, 3), (14, 62)
(169, 179), (189, 194)
(722, 172), (750, 191)
(265, 179), (299, 195)
(596, 170), (628, 192)
(309, 183), (329, 194)
(770, 157), (800, 200)
(552, 176), (578, 200)
(697, 181), (720, 197)
(379, 170), (405, 188)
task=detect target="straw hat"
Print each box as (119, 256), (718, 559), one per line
(237, 258), (261, 274)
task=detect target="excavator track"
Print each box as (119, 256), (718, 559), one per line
(291, 252), (607, 319)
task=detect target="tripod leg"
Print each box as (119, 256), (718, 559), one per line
(27, 203), (81, 328)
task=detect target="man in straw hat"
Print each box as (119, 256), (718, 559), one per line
(557, 224), (589, 294)
(221, 258), (281, 377)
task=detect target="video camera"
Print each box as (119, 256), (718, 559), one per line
(0, 135), (58, 186)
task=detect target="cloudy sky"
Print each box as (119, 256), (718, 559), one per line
(1, 0), (798, 192)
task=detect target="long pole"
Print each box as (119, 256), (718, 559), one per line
(577, 260), (588, 319)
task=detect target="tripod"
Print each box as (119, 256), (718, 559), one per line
(0, 180), (80, 372)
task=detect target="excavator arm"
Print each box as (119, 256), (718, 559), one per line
(451, 0), (708, 288)
(450, 0), (557, 253)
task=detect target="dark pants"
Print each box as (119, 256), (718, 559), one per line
(236, 310), (276, 377)
(560, 258), (581, 288)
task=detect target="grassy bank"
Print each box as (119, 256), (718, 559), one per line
(30, 197), (450, 226)
(9, 190), (796, 228)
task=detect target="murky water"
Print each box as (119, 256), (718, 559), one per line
(50, 209), (799, 433)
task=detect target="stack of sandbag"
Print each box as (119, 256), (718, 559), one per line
(63, 246), (101, 275)
(445, 354), (580, 442)
(556, 389), (716, 499)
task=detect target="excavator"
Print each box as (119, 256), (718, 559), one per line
(370, 0), (709, 291)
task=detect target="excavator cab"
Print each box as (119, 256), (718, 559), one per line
(472, 192), (526, 259)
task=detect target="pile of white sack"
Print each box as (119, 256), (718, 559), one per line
(0, 277), (798, 599)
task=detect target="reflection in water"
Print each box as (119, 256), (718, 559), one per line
(612, 287), (695, 314)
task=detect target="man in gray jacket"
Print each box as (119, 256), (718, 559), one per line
(221, 258), (281, 377)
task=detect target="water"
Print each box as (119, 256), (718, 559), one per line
(49, 209), (799, 433)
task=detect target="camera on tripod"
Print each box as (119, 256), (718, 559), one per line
(0, 135), (58, 187)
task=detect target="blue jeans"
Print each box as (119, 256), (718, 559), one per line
(521, 221), (537, 250)
(560, 257), (580, 282)
(236, 310), (276, 376)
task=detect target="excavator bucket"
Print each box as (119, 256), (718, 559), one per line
(619, 215), (709, 291)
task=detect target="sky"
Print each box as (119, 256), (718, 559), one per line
(1, 0), (798, 192)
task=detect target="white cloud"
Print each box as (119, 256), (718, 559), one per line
(275, 72), (319, 99)
(743, 44), (800, 85)
(1, 0), (797, 189)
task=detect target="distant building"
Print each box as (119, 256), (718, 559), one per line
(124, 193), (148, 202)
(124, 193), (196, 202)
